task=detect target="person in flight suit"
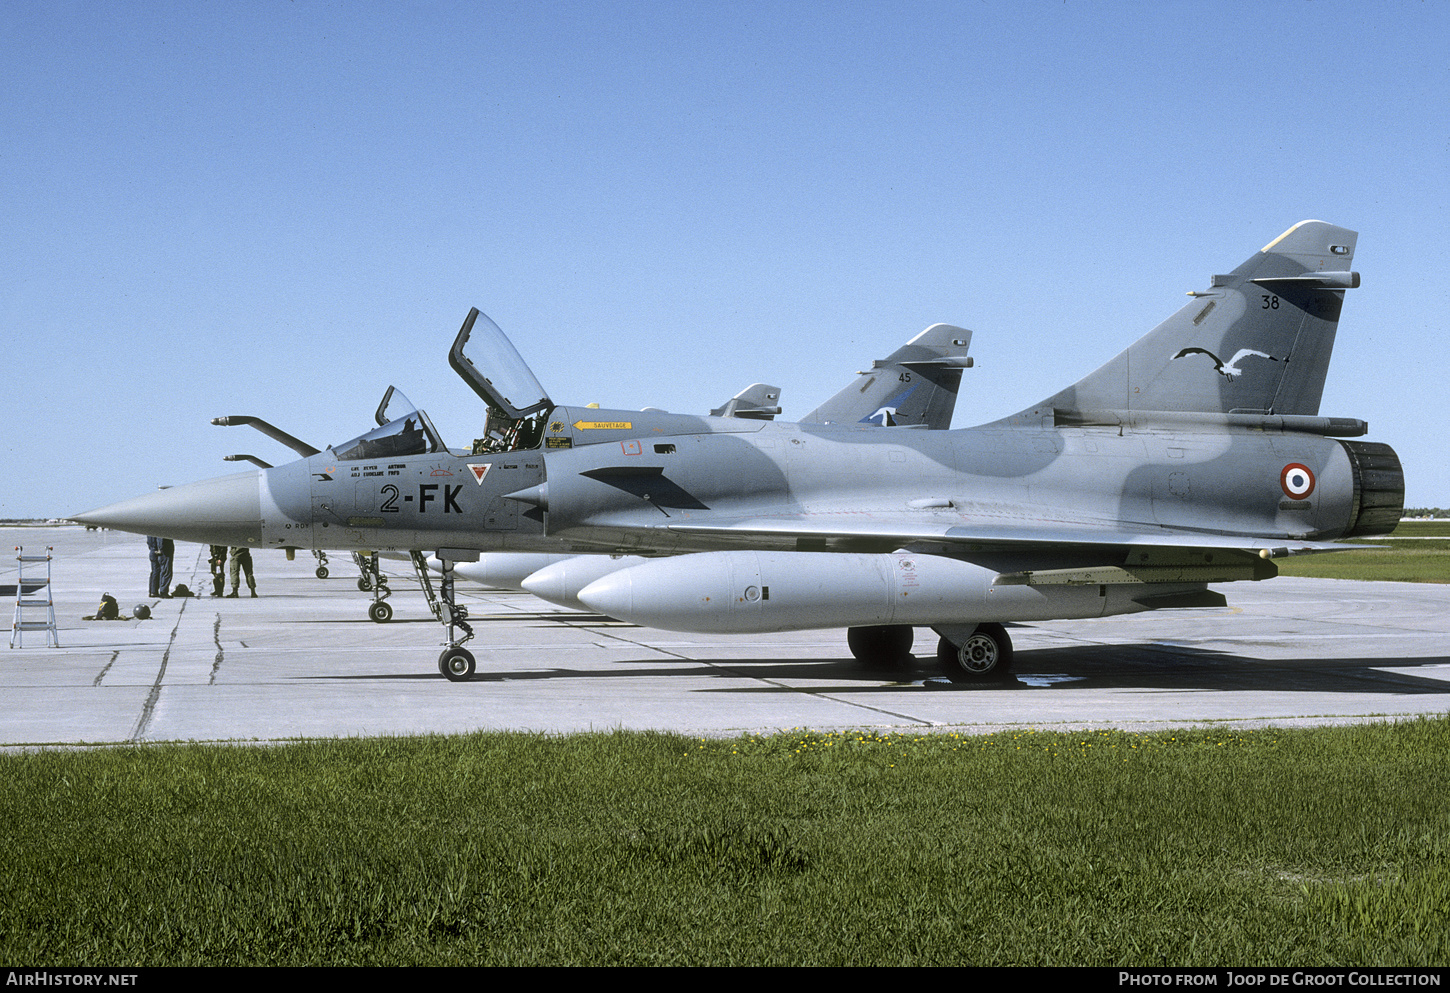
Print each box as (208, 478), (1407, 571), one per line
(209, 545), (229, 597)
(227, 545), (256, 598)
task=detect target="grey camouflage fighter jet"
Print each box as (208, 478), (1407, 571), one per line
(75, 220), (1403, 682)
(203, 319), (975, 620)
(453, 322), (974, 600)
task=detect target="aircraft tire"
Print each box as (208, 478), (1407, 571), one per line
(316, 566), (329, 579)
(847, 625), (914, 669)
(368, 601), (393, 623)
(439, 647), (476, 682)
(357, 577), (372, 591)
(937, 623), (1012, 680)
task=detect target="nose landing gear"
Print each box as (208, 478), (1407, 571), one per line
(438, 646), (476, 680)
(410, 551), (476, 681)
(359, 552), (393, 622)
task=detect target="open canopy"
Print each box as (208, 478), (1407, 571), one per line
(449, 308), (552, 420)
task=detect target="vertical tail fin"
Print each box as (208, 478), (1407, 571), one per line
(1031, 221), (1359, 419)
(711, 383), (783, 420)
(801, 323), (974, 428)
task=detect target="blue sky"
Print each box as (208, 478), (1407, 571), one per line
(3, 0), (1447, 518)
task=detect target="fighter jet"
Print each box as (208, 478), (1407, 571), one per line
(75, 221), (1403, 683)
(455, 323), (975, 604)
(204, 324), (975, 619)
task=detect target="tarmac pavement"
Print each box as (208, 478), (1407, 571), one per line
(3, 524), (1447, 746)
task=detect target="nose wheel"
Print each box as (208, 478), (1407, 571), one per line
(439, 647), (476, 681)
(355, 552), (388, 593)
(349, 550), (391, 620)
(361, 552), (393, 622)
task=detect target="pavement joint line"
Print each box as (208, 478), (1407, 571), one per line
(549, 608), (940, 725)
(129, 595), (183, 742)
(128, 545), (206, 741)
(94, 650), (118, 687)
(211, 613), (223, 685)
(5, 527), (1448, 743)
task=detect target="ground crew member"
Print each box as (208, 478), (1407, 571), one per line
(147, 536), (173, 598)
(209, 545), (229, 597)
(227, 546), (256, 598)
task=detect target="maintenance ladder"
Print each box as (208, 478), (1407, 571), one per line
(10, 545), (59, 648)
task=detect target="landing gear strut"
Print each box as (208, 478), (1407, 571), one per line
(411, 551), (476, 682)
(312, 549), (330, 579)
(359, 553), (392, 622)
(354, 552), (387, 593)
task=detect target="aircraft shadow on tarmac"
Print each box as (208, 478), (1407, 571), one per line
(306, 642), (1450, 694)
(696, 644), (1450, 695)
(286, 612), (622, 625)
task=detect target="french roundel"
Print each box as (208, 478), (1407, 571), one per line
(1281, 463), (1316, 499)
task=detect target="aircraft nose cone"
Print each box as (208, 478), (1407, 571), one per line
(73, 470), (263, 547)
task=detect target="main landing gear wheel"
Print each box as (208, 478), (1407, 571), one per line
(847, 625), (914, 670)
(937, 623), (1013, 681)
(368, 600), (393, 623)
(439, 647), (476, 682)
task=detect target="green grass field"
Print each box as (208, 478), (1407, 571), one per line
(1275, 520), (1450, 583)
(4, 720), (1449, 966)
(1390, 521), (1450, 538)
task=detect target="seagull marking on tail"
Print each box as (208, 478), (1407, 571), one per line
(1171, 347), (1281, 382)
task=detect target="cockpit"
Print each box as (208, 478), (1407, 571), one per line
(329, 387), (447, 461)
(449, 308), (555, 455)
(328, 309), (555, 462)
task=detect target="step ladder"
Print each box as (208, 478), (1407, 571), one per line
(10, 546), (59, 648)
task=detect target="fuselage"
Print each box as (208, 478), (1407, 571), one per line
(236, 417), (1392, 562)
(64, 224), (1408, 660)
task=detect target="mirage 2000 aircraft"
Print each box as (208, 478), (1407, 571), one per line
(75, 221), (1404, 683)
(203, 319), (976, 621)
(450, 319), (974, 605)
